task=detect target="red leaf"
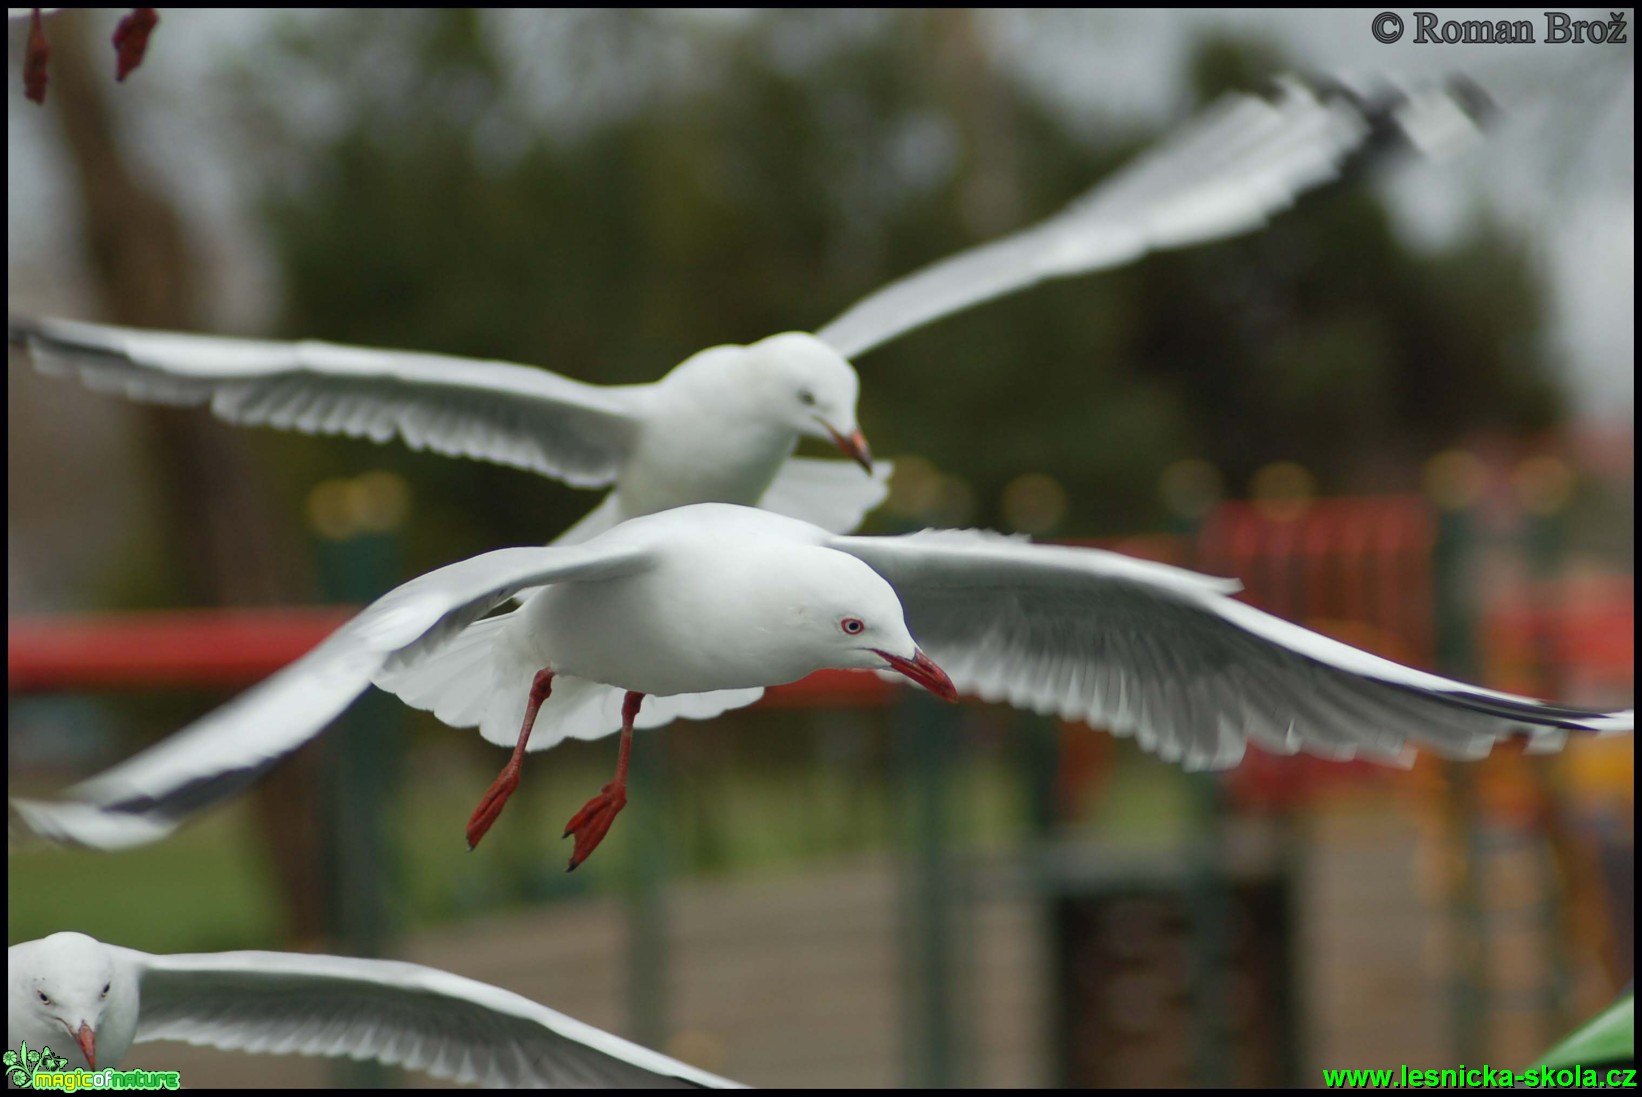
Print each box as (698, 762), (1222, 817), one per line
(24, 8), (50, 105)
(112, 7), (159, 82)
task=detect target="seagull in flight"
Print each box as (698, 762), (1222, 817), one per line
(7, 931), (740, 1087)
(11, 504), (1627, 867)
(10, 74), (1494, 544)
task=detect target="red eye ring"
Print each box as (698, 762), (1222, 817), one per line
(841, 617), (865, 635)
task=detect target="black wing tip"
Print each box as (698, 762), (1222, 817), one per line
(1265, 70), (1498, 175)
(1438, 73), (1501, 130)
(1407, 684), (1632, 733)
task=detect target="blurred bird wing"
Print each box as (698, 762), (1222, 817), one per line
(10, 315), (647, 487)
(829, 528), (1626, 769)
(816, 75), (1492, 359)
(123, 947), (740, 1088)
(755, 456), (894, 533)
(8, 543), (655, 850)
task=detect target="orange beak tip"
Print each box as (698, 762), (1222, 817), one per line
(876, 648), (958, 702)
(75, 1022), (96, 1070)
(825, 423), (874, 475)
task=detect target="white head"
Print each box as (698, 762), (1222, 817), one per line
(672, 333), (872, 471)
(7, 932), (137, 1072)
(761, 546), (956, 698)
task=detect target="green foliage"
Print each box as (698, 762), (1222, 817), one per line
(225, 11), (1563, 558)
(1535, 994), (1635, 1071)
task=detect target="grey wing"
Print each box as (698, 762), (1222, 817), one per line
(831, 529), (1628, 770)
(10, 315), (648, 487)
(816, 74), (1493, 359)
(126, 949), (739, 1088)
(9, 543), (654, 850)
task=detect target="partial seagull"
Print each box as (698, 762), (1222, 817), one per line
(10, 504), (1629, 866)
(7, 931), (740, 1087)
(9, 74), (1492, 544)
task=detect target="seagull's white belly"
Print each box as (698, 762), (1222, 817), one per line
(518, 553), (820, 697)
(617, 414), (795, 519)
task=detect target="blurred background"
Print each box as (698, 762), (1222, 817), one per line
(7, 8), (1633, 1087)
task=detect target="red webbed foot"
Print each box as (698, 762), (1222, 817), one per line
(465, 764), (521, 851)
(562, 781), (628, 871)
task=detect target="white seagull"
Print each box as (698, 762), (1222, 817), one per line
(10, 504), (1629, 867)
(7, 931), (740, 1088)
(10, 74), (1492, 544)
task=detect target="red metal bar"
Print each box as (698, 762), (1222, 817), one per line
(9, 608), (356, 692)
(7, 609), (900, 706)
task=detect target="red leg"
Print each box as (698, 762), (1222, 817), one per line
(562, 691), (644, 871)
(465, 668), (554, 850)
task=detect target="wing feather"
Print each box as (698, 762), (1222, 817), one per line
(10, 543), (654, 850)
(831, 529), (1629, 770)
(11, 315), (646, 487)
(817, 75), (1493, 358)
(125, 948), (739, 1088)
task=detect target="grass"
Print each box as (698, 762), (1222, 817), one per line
(10, 703), (1200, 954)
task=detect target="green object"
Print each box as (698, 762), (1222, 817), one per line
(898, 692), (965, 1088)
(625, 725), (670, 1051)
(1535, 994), (1634, 1071)
(317, 528), (404, 1089)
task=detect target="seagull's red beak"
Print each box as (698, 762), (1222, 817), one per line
(74, 1021), (95, 1069)
(876, 648), (958, 702)
(824, 423), (874, 474)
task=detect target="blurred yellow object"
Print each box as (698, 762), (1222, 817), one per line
(306, 478), (358, 541)
(885, 455), (941, 518)
(1000, 472), (1068, 535)
(1559, 734), (1635, 815)
(353, 470), (413, 533)
(1249, 461), (1314, 522)
(1157, 458), (1222, 520)
(1423, 449), (1487, 511)
(306, 471), (412, 540)
(1512, 455), (1576, 516)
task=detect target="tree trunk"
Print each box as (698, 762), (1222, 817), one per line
(47, 11), (330, 945)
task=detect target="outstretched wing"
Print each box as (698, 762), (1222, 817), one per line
(816, 75), (1493, 358)
(127, 948), (739, 1088)
(10, 315), (648, 487)
(831, 528), (1628, 770)
(9, 542), (654, 850)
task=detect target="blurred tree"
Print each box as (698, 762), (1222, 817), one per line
(46, 10), (325, 945)
(225, 10), (1565, 554)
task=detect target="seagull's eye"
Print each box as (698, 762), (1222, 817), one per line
(840, 617), (865, 635)
(101, 983), (110, 998)
(37, 990), (51, 1005)
(798, 390), (817, 406)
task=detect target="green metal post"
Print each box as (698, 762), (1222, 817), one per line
(1433, 500), (1486, 1064)
(1185, 772), (1232, 1087)
(316, 527), (403, 1088)
(1018, 710), (1062, 1085)
(1524, 500), (1573, 1040)
(626, 724), (669, 1050)
(1172, 499), (1233, 1085)
(898, 693), (964, 1088)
